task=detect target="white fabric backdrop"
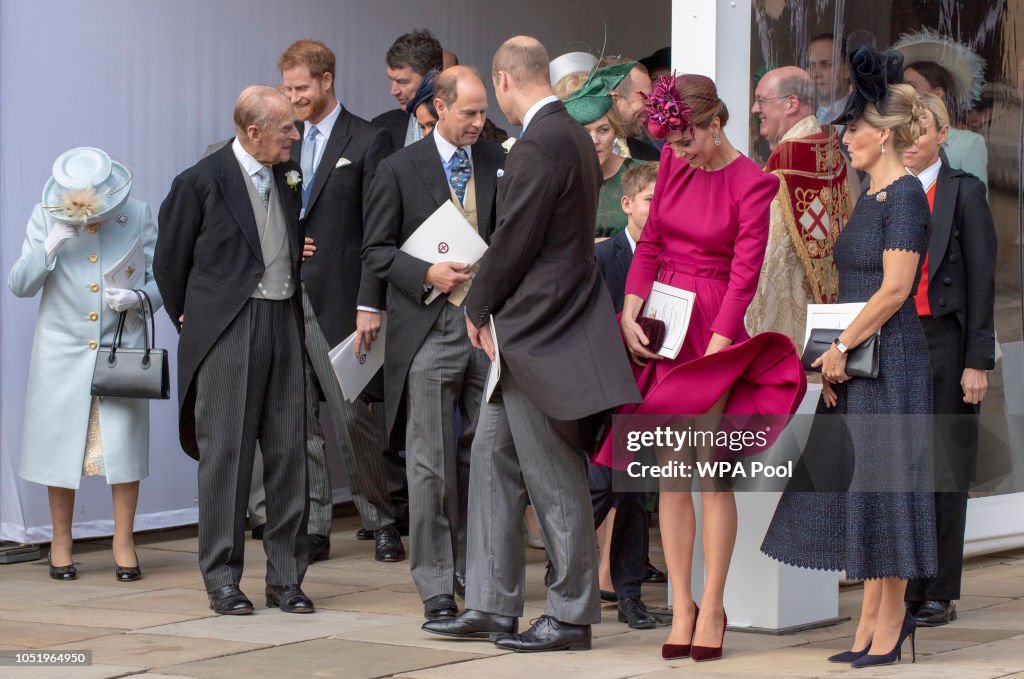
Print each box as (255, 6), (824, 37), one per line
(0, 0), (669, 542)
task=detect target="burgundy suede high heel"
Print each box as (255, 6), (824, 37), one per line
(691, 610), (727, 662)
(661, 603), (699, 659)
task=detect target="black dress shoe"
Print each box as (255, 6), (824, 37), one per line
(308, 534), (330, 563)
(914, 599), (956, 627)
(643, 561), (668, 584)
(494, 615), (591, 652)
(422, 609), (518, 639)
(48, 552), (76, 581)
(617, 597), (657, 629)
(208, 584), (254, 615)
(600, 590), (618, 602)
(454, 571), (466, 599)
(250, 524), (265, 541)
(266, 584), (314, 613)
(424, 593), (458, 620)
(114, 552), (142, 582)
(375, 525), (406, 562)
(355, 527), (374, 541)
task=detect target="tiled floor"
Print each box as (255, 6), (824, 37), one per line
(2, 514), (1022, 678)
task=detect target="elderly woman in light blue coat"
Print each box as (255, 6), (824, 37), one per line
(8, 147), (161, 582)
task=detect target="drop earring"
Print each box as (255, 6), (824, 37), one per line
(713, 133), (722, 146)
(879, 140), (885, 154)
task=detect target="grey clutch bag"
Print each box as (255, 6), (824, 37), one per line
(800, 328), (879, 379)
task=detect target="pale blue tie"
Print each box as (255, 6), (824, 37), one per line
(301, 125), (319, 188)
(256, 167), (272, 208)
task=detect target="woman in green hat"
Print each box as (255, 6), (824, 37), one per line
(558, 63), (639, 239)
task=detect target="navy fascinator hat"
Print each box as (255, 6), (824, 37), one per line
(831, 32), (905, 126)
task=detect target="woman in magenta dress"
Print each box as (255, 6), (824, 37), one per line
(595, 74), (806, 661)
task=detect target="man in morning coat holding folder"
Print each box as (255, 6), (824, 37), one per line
(361, 65), (504, 623)
(423, 36), (640, 652)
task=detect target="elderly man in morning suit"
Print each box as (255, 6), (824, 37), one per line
(746, 66), (853, 347)
(423, 37), (640, 652)
(155, 86), (313, 615)
(362, 66), (504, 623)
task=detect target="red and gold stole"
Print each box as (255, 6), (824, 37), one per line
(765, 126), (853, 304)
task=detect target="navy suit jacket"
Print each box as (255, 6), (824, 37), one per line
(595, 229), (633, 314)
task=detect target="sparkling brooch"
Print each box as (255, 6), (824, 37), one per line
(116, 213), (128, 224)
(875, 191), (887, 204)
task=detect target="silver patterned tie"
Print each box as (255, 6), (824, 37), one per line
(256, 166), (271, 208)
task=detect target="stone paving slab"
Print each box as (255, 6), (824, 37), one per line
(132, 608), (420, 646)
(0, 620), (112, 648)
(0, 604), (203, 629)
(0, 664), (147, 679)
(0, 579), (133, 611)
(44, 632), (268, 669)
(160, 638), (485, 679)
(392, 646), (669, 679)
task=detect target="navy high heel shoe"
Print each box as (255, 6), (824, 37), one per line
(827, 647), (869, 663)
(851, 610), (916, 668)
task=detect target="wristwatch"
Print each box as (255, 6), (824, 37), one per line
(832, 337), (849, 355)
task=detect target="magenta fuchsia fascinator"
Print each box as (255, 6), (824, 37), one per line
(640, 73), (693, 139)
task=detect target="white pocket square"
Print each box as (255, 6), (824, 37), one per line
(496, 169), (504, 178)
(335, 157), (352, 168)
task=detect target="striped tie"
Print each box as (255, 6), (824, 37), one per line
(449, 148), (471, 205)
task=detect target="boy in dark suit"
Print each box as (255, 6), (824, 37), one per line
(596, 162), (658, 312)
(592, 161), (661, 628)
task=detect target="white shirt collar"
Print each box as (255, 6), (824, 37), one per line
(306, 100), (341, 141)
(909, 157), (942, 191)
(521, 95), (560, 134)
(432, 128), (472, 163)
(231, 137), (267, 179)
(624, 228), (638, 253)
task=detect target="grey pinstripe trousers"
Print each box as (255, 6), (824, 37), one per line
(405, 302), (488, 600)
(249, 288), (398, 535)
(464, 365), (600, 625)
(195, 298), (308, 591)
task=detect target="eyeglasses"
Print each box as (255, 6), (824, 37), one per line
(753, 94), (793, 107)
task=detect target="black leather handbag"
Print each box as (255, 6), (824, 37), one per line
(91, 290), (170, 399)
(800, 328), (879, 379)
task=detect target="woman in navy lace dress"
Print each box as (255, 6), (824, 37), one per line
(761, 44), (937, 669)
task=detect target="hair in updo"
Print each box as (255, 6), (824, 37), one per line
(674, 74), (729, 129)
(860, 83), (927, 151)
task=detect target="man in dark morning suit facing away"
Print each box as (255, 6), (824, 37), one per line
(277, 39), (406, 564)
(155, 86), (313, 615)
(361, 66), (503, 623)
(903, 92), (996, 627)
(372, 30), (443, 150)
(423, 36), (641, 652)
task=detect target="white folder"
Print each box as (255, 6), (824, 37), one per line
(329, 312), (387, 402)
(400, 200), (488, 304)
(642, 281), (696, 360)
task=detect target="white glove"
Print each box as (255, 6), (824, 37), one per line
(43, 222), (79, 258)
(104, 288), (141, 312)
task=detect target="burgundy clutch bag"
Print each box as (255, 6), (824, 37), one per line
(636, 316), (666, 354)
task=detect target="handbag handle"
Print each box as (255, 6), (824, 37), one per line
(132, 290), (157, 366)
(106, 290), (156, 366)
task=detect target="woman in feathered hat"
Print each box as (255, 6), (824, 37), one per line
(8, 147), (162, 583)
(762, 37), (938, 668)
(594, 72), (806, 662)
(895, 28), (989, 188)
